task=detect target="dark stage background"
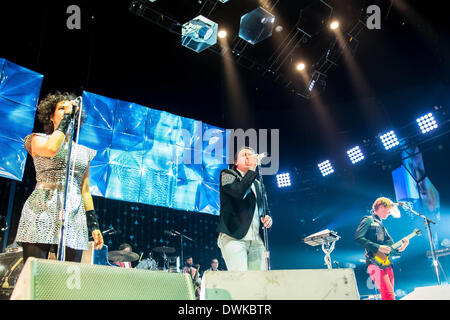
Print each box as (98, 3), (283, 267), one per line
(1, 0), (450, 298)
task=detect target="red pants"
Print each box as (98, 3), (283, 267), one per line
(367, 264), (395, 300)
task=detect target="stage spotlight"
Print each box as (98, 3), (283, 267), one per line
(296, 63), (305, 71)
(318, 160), (334, 177)
(218, 30), (227, 39)
(275, 25), (283, 32)
(330, 20), (339, 30)
(417, 113), (438, 134)
(379, 130), (399, 150)
(276, 173), (291, 188)
(347, 146), (364, 164)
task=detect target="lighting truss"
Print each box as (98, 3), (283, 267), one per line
(198, 0), (221, 17)
(129, 0), (368, 100)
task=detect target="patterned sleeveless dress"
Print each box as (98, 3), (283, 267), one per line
(15, 133), (97, 250)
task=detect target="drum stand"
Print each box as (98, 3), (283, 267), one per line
(162, 251), (169, 271)
(322, 240), (336, 270)
(171, 229), (193, 272)
(303, 229), (340, 270)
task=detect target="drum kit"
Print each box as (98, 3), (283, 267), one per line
(0, 247), (23, 300)
(107, 246), (180, 272)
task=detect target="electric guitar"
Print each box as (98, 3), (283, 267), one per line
(372, 228), (422, 269)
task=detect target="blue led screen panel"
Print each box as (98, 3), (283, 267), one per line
(392, 147), (440, 221)
(392, 165), (420, 201)
(0, 58), (43, 181)
(78, 91), (227, 215)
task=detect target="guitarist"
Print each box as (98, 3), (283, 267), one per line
(355, 197), (409, 300)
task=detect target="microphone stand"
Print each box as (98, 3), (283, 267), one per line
(403, 203), (441, 285)
(172, 229), (194, 272)
(257, 163), (270, 271)
(57, 99), (83, 262)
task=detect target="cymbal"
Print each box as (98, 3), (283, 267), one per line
(152, 246), (176, 254)
(108, 250), (140, 262)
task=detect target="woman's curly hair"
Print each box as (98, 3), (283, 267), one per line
(37, 91), (86, 134)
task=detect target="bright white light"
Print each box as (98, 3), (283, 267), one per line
(218, 30), (227, 39)
(417, 113), (438, 134)
(308, 79), (316, 91)
(330, 20), (339, 30)
(347, 146), (365, 164)
(380, 131), (399, 150)
(318, 160), (334, 177)
(276, 173), (291, 188)
(296, 63), (305, 71)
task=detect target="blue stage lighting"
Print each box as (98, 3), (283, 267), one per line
(318, 160), (334, 176)
(347, 146), (364, 164)
(417, 113), (438, 134)
(379, 131), (399, 150)
(276, 173), (291, 188)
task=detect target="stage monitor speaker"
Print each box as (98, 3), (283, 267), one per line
(200, 268), (360, 300)
(11, 258), (195, 300)
(401, 285), (450, 300)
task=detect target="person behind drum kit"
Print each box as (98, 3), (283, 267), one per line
(113, 243), (134, 268)
(203, 258), (220, 276)
(14, 92), (103, 263)
(355, 197), (409, 300)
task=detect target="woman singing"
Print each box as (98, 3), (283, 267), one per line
(15, 91), (103, 263)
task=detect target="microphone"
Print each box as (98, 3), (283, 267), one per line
(164, 230), (176, 236)
(249, 152), (267, 165)
(70, 97), (82, 118)
(256, 152), (267, 162)
(102, 227), (120, 235)
(71, 96), (82, 107)
(393, 201), (412, 213)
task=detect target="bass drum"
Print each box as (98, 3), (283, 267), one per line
(136, 258), (158, 271)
